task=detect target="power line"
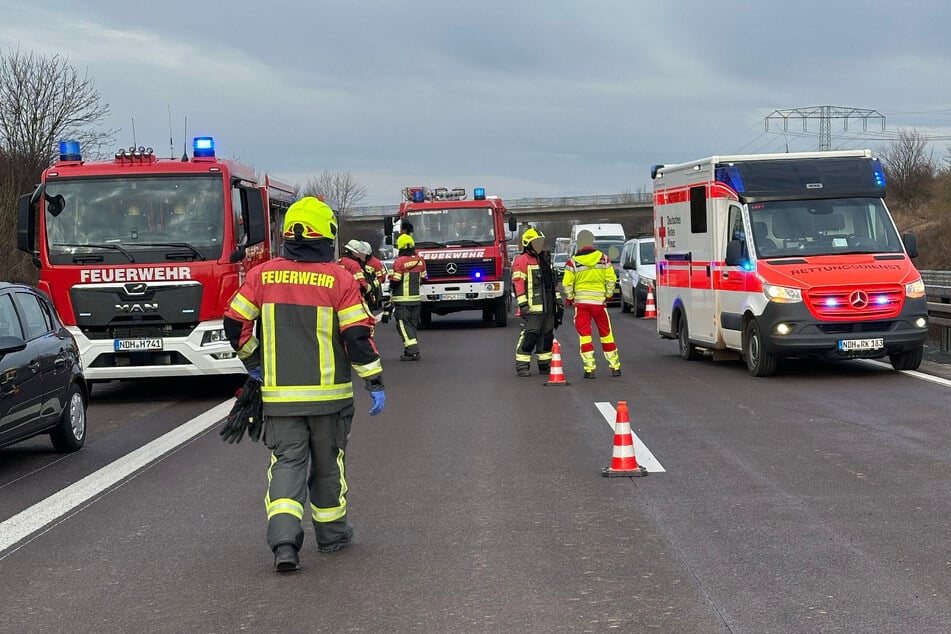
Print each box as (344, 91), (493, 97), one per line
(765, 105), (886, 151)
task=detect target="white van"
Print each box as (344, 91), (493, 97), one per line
(618, 237), (656, 316)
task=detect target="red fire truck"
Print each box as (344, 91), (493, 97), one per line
(384, 186), (517, 326)
(16, 137), (295, 382)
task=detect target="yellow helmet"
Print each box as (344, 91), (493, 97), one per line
(521, 227), (544, 250)
(283, 197), (337, 241)
(396, 234), (415, 250)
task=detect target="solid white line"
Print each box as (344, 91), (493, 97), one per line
(0, 400), (234, 555)
(595, 401), (666, 473)
(860, 359), (951, 388)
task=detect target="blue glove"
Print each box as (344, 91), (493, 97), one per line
(369, 390), (385, 416)
(247, 366), (262, 381)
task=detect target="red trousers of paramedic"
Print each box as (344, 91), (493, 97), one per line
(573, 303), (620, 372)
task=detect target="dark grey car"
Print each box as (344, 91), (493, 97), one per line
(0, 282), (87, 452)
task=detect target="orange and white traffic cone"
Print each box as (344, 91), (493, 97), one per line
(602, 401), (648, 477)
(643, 287), (657, 319)
(545, 339), (569, 386)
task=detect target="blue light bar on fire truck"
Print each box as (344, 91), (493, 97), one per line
(193, 136), (216, 158)
(473, 187), (486, 200)
(59, 140), (82, 162)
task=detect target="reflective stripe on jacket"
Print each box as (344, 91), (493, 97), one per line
(512, 251), (561, 313)
(563, 248), (615, 305)
(389, 255), (426, 303)
(225, 258), (381, 416)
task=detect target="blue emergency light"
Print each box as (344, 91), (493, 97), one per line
(193, 136), (216, 158)
(473, 187), (486, 200)
(411, 188), (426, 203)
(871, 159), (886, 188)
(59, 140), (82, 161)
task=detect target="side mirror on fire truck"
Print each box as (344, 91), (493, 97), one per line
(508, 215), (516, 232)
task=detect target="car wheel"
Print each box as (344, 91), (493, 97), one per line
(678, 314), (701, 361)
(620, 293), (631, 313)
(494, 297), (508, 327)
(51, 382), (87, 452)
(744, 320), (777, 377)
(889, 345), (923, 371)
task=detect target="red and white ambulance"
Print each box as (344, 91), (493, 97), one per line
(651, 150), (928, 376)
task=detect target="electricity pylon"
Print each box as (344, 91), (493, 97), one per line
(765, 106), (885, 151)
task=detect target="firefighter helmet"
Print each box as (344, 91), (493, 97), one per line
(360, 241), (373, 256)
(283, 197), (337, 241)
(521, 227), (545, 251)
(396, 234), (415, 250)
(344, 239), (364, 255)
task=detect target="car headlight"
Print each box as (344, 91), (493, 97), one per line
(763, 284), (802, 303)
(905, 278), (925, 299)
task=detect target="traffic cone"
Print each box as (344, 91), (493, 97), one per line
(643, 287), (657, 319)
(602, 401), (648, 477)
(544, 339), (569, 386)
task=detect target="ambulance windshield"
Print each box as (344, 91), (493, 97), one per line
(748, 197), (903, 259)
(44, 175), (225, 264)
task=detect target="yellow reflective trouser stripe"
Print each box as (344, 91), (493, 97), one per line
(601, 332), (615, 344)
(263, 384), (355, 402)
(311, 448), (348, 523)
(353, 358), (383, 378)
(230, 292), (259, 320)
(397, 319), (417, 347)
(515, 331), (531, 362)
(265, 453), (304, 520)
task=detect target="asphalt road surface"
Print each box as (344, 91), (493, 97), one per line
(2, 308), (950, 633)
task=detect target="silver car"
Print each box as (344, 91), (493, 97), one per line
(618, 237), (656, 316)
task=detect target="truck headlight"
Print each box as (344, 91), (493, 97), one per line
(202, 328), (229, 345)
(763, 284), (802, 303)
(905, 279), (925, 299)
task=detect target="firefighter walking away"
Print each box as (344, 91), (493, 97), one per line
(388, 233), (427, 361)
(224, 196), (385, 572)
(512, 228), (563, 376)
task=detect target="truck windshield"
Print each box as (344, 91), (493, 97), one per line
(405, 207), (495, 246)
(44, 175), (225, 264)
(748, 197), (904, 259)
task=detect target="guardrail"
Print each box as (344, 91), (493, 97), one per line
(921, 270), (951, 351)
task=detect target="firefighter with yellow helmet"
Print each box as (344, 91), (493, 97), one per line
(388, 233), (427, 361)
(512, 227), (563, 376)
(223, 196), (384, 572)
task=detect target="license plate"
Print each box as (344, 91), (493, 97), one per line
(114, 338), (163, 352)
(442, 293), (463, 300)
(837, 338), (883, 351)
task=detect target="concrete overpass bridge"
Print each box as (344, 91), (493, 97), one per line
(348, 193), (653, 227)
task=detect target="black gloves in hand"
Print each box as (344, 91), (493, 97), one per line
(220, 376), (264, 444)
(554, 304), (565, 329)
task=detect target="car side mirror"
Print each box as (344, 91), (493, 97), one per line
(229, 246), (247, 263)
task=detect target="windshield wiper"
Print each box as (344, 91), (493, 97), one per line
(134, 242), (206, 261)
(446, 239), (483, 247)
(413, 240), (445, 248)
(55, 242), (135, 263)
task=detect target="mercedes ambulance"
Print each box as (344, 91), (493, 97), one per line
(651, 150), (928, 376)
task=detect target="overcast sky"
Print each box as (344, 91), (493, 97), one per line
(3, 1), (951, 205)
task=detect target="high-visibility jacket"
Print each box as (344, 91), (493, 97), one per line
(225, 257), (382, 416)
(389, 254), (426, 303)
(563, 247), (615, 305)
(512, 251), (561, 314)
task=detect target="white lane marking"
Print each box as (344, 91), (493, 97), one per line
(0, 400), (234, 556)
(595, 401), (666, 473)
(860, 359), (951, 388)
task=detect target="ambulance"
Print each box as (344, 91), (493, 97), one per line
(651, 150), (928, 376)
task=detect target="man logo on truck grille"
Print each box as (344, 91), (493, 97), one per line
(849, 290), (869, 309)
(445, 263), (458, 274)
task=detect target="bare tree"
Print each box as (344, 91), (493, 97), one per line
(877, 128), (935, 203)
(0, 48), (115, 283)
(300, 170), (367, 217)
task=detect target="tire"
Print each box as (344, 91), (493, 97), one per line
(634, 292), (645, 318)
(889, 345), (923, 371)
(420, 306), (432, 327)
(744, 320), (778, 377)
(678, 314), (701, 361)
(494, 297), (508, 327)
(620, 294), (631, 313)
(50, 382), (87, 452)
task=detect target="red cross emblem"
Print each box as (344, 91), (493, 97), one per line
(657, 217), (667, 248)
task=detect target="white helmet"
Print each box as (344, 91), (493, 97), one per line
(359, 241), (373, 256)
(344, 239), (364, 255)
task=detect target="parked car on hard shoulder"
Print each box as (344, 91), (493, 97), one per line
(618, 237), (656, 316)
(0, 282), (87, 452)
(552, 252), (568, 281)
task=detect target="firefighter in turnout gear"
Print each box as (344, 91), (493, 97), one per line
(512, 228), (563, 377)
(562, 230), (621, 378)
(223, 196), (385, 573)
(339, 239), (378, 310)
(362, 241), (386, 310)
(388, 233), (427, 361)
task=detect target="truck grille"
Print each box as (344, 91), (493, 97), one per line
(805, 285), (903, 321)
(426, 258), (494, 279)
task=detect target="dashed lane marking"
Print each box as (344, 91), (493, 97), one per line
(0, 400), (234, 556)
(595, 401), (666, 473)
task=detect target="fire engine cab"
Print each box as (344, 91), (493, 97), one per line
(652, 150), (928, 376)
(385, 186), (517, 326)
(17, 137), (295, 382)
